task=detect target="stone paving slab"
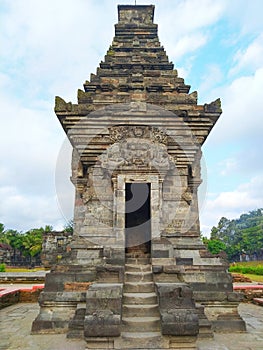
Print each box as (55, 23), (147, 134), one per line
(0, 303), (262, 349)
(0, 303), (86, 350)
(0, 272), (47, 286)
(0, 271), (47, 277)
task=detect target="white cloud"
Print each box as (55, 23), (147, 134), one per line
(205, 67), (263, 145)
(0, 186), (65, 231)
(0, 95), (63, 187)
(55, 138), (75, 226)
(230, 34), (263, 76)
(225, 0), (263, 35)
(168, 33), (208, 60)
(0, 0), (116, 103)
(200, 175), (263, 236)
(201, 64), (263, 232)
(219, 158), (238, 177)
(156, 0), (226, 61)
(198, 64), (223, 98)
(157, 0), (226, 34)
(0, 0), (263, 234)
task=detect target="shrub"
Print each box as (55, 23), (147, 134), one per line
(229, 264), (263, 275)
(0, 263), (6, 272)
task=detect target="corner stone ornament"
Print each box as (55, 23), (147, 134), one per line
(32, 4), (246, 348)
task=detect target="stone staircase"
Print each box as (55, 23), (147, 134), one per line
(68, 247), (203, 349)
(116, 250), (163, 349)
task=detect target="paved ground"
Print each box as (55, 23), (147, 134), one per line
(0, 303), (262, 350)
(0, 272), (47, 280)
(0, 303), (86, 350)
(197, 303), (263, 350)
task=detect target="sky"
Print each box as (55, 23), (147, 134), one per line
(0, 0), (263, 236)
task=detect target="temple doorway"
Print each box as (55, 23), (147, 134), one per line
(125, 183), (151, 255)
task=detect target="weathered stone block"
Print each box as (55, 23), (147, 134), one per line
(176, 257), (193, 265)
(193, 291), (228, 302)
(84, 312), (121, 337)
(156, 283), (196, 309)
(64, 282), (92, 292)
(44, 272), (76, 292)
(152, 249), (170, 258)
(152, 265), (163, 274)
(84, 284), (123, 338)
(156, 283), (199, 336)
(31, 303), (77, 334)
(191, 282), (232, 292)
(161, 309), (199, 336)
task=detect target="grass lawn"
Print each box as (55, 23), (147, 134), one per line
(230, 260), (263, 283)
(5, 267), (47, 272)
(232, 260), (263, 267)
(240, 274), (263, 283)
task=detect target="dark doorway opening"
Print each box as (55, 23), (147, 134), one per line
(125, 183), (151, 255)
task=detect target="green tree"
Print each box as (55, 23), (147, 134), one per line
(209, 209), (263, 261)
(0, 223), (5, 235)
(207, 239), (227, 255)
(22, 225), (52, 260)
(64, 220), (74, 233)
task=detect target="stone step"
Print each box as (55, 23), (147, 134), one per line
(124, 281), (155, 293)
(198, 319), (214, 339)
(123, 292), (157, 305)
(121, 331), (161, 340)
(196, 304), (213, 338)
(121, 331), (162, 340)
(168, 337), (198, 350)
(126, 252), (150, 258)
(67, 304), (85, 339)
(126, 257), (150, 265)
(122, 316), (160, 332)
(122, 304), (159, 317)
(115, 332), (164, 349)
(125, 250), (150, 259)
(125, 264), (152, 272)
(125, 271), (153, 282)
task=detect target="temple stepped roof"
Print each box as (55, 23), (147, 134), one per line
(55, 5), (222, 167)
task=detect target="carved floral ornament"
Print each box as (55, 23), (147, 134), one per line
(109, 125), (168, 144)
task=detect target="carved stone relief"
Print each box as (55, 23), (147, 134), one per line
(99, 139), (175, 172)
(119, 8), (153, 25)
(109, 126), (168, 145)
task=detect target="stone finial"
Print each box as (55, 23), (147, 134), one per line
(118, 5), (155, 24)
(54, 96), (72, 112)
(204, 98), (222, 113)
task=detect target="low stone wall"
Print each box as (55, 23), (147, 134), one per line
(231, 273), (252, 283)
(0, 285), (44, 309)
(0, 288), (20, 309)
(253, 298), (263, 306)
(0, 271), (47, 284)
(19, 286), (44, 303)
(234, 285), (263, 302)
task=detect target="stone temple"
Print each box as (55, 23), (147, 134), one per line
(32, 5), (246, 349)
